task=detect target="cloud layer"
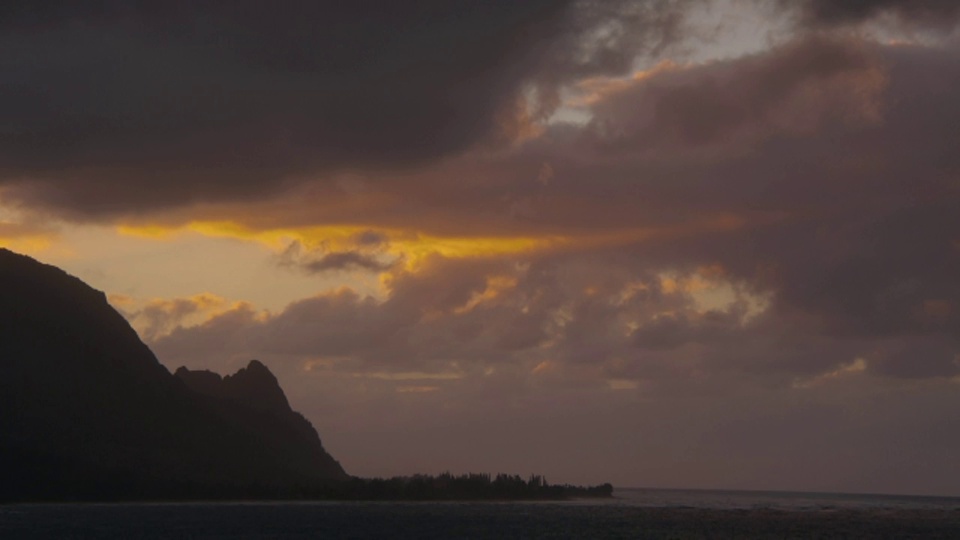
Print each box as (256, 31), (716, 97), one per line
(4, 2), (960, 494)
(791, 0), (960, 27)
(0, 0), (695, 217)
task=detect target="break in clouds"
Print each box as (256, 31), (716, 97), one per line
(3, 1), (960, 493)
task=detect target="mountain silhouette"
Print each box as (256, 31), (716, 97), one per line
(0, 248), (346, 502)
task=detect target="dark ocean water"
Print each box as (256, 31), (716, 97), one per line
(3, 489), (960, 539)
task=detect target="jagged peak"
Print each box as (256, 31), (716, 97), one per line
(177, 360), (291, 414)
(175, 366), (222, 380)
(241, 359), (273, 377)
(224, 359), (290, 412)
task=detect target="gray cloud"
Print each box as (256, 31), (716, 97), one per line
(303, 252), (395, 274)
(588, 35), (885, 152)
(353, 230), (388, 248)
(788, 0), (960, 28)
(0, 0), (695, 218)
(869, 336), (960, 379)
(278, 239), (397, 274)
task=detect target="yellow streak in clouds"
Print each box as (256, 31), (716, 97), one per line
(116, 212), (748, 266)
(119, 221), (565, 266)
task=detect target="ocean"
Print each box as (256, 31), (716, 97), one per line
(2, 489), (959, 539)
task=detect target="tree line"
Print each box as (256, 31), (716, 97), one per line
(303, 472), (614, 501)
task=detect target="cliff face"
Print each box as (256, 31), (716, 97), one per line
(0, 248), (346, 502)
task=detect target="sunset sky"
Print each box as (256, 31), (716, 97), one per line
(2, 0), (959, 496)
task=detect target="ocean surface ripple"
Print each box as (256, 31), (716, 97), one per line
(3, 489), (960, 539)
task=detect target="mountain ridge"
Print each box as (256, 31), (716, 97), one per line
(0, 248), (347, 502)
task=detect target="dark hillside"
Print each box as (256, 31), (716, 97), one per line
(0, 248), (346, 502)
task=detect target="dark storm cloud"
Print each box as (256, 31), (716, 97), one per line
(790, 0), (960, 27)
(0, 0), (691, 217)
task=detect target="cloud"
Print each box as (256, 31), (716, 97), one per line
(149, 251), (767, 384)
(630, 309), (742, 350)
(302, 252), (395, 274)
(276, 238), (398, 275)
(149, 247), (959, 409)
(787, 0), (960, 28)
(128, 36), (890, 238)
(586, 35), (885, 152)
(0, 0), (695, 218)
(139, 37), (960, 389)
(354, 230), (389, 248)
(2, 2), (956, 221)
(122, 293), (229, 342)
(0, 206), (59, 251)
(869, 336), (960, 379)
(93, 37), (954, 378)
(0, 219), (55, 244)
(567, 40), (960, 348)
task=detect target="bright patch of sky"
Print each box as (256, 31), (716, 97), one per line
(549, 0), (789, 126)
(36, 225), (382, 314)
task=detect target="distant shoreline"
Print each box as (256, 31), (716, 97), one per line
(1, 474), (614, 505)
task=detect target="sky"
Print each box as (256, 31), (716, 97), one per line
(2, 0), (960, 496)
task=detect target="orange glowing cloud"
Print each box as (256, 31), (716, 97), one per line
(115, 210), (752, 271)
